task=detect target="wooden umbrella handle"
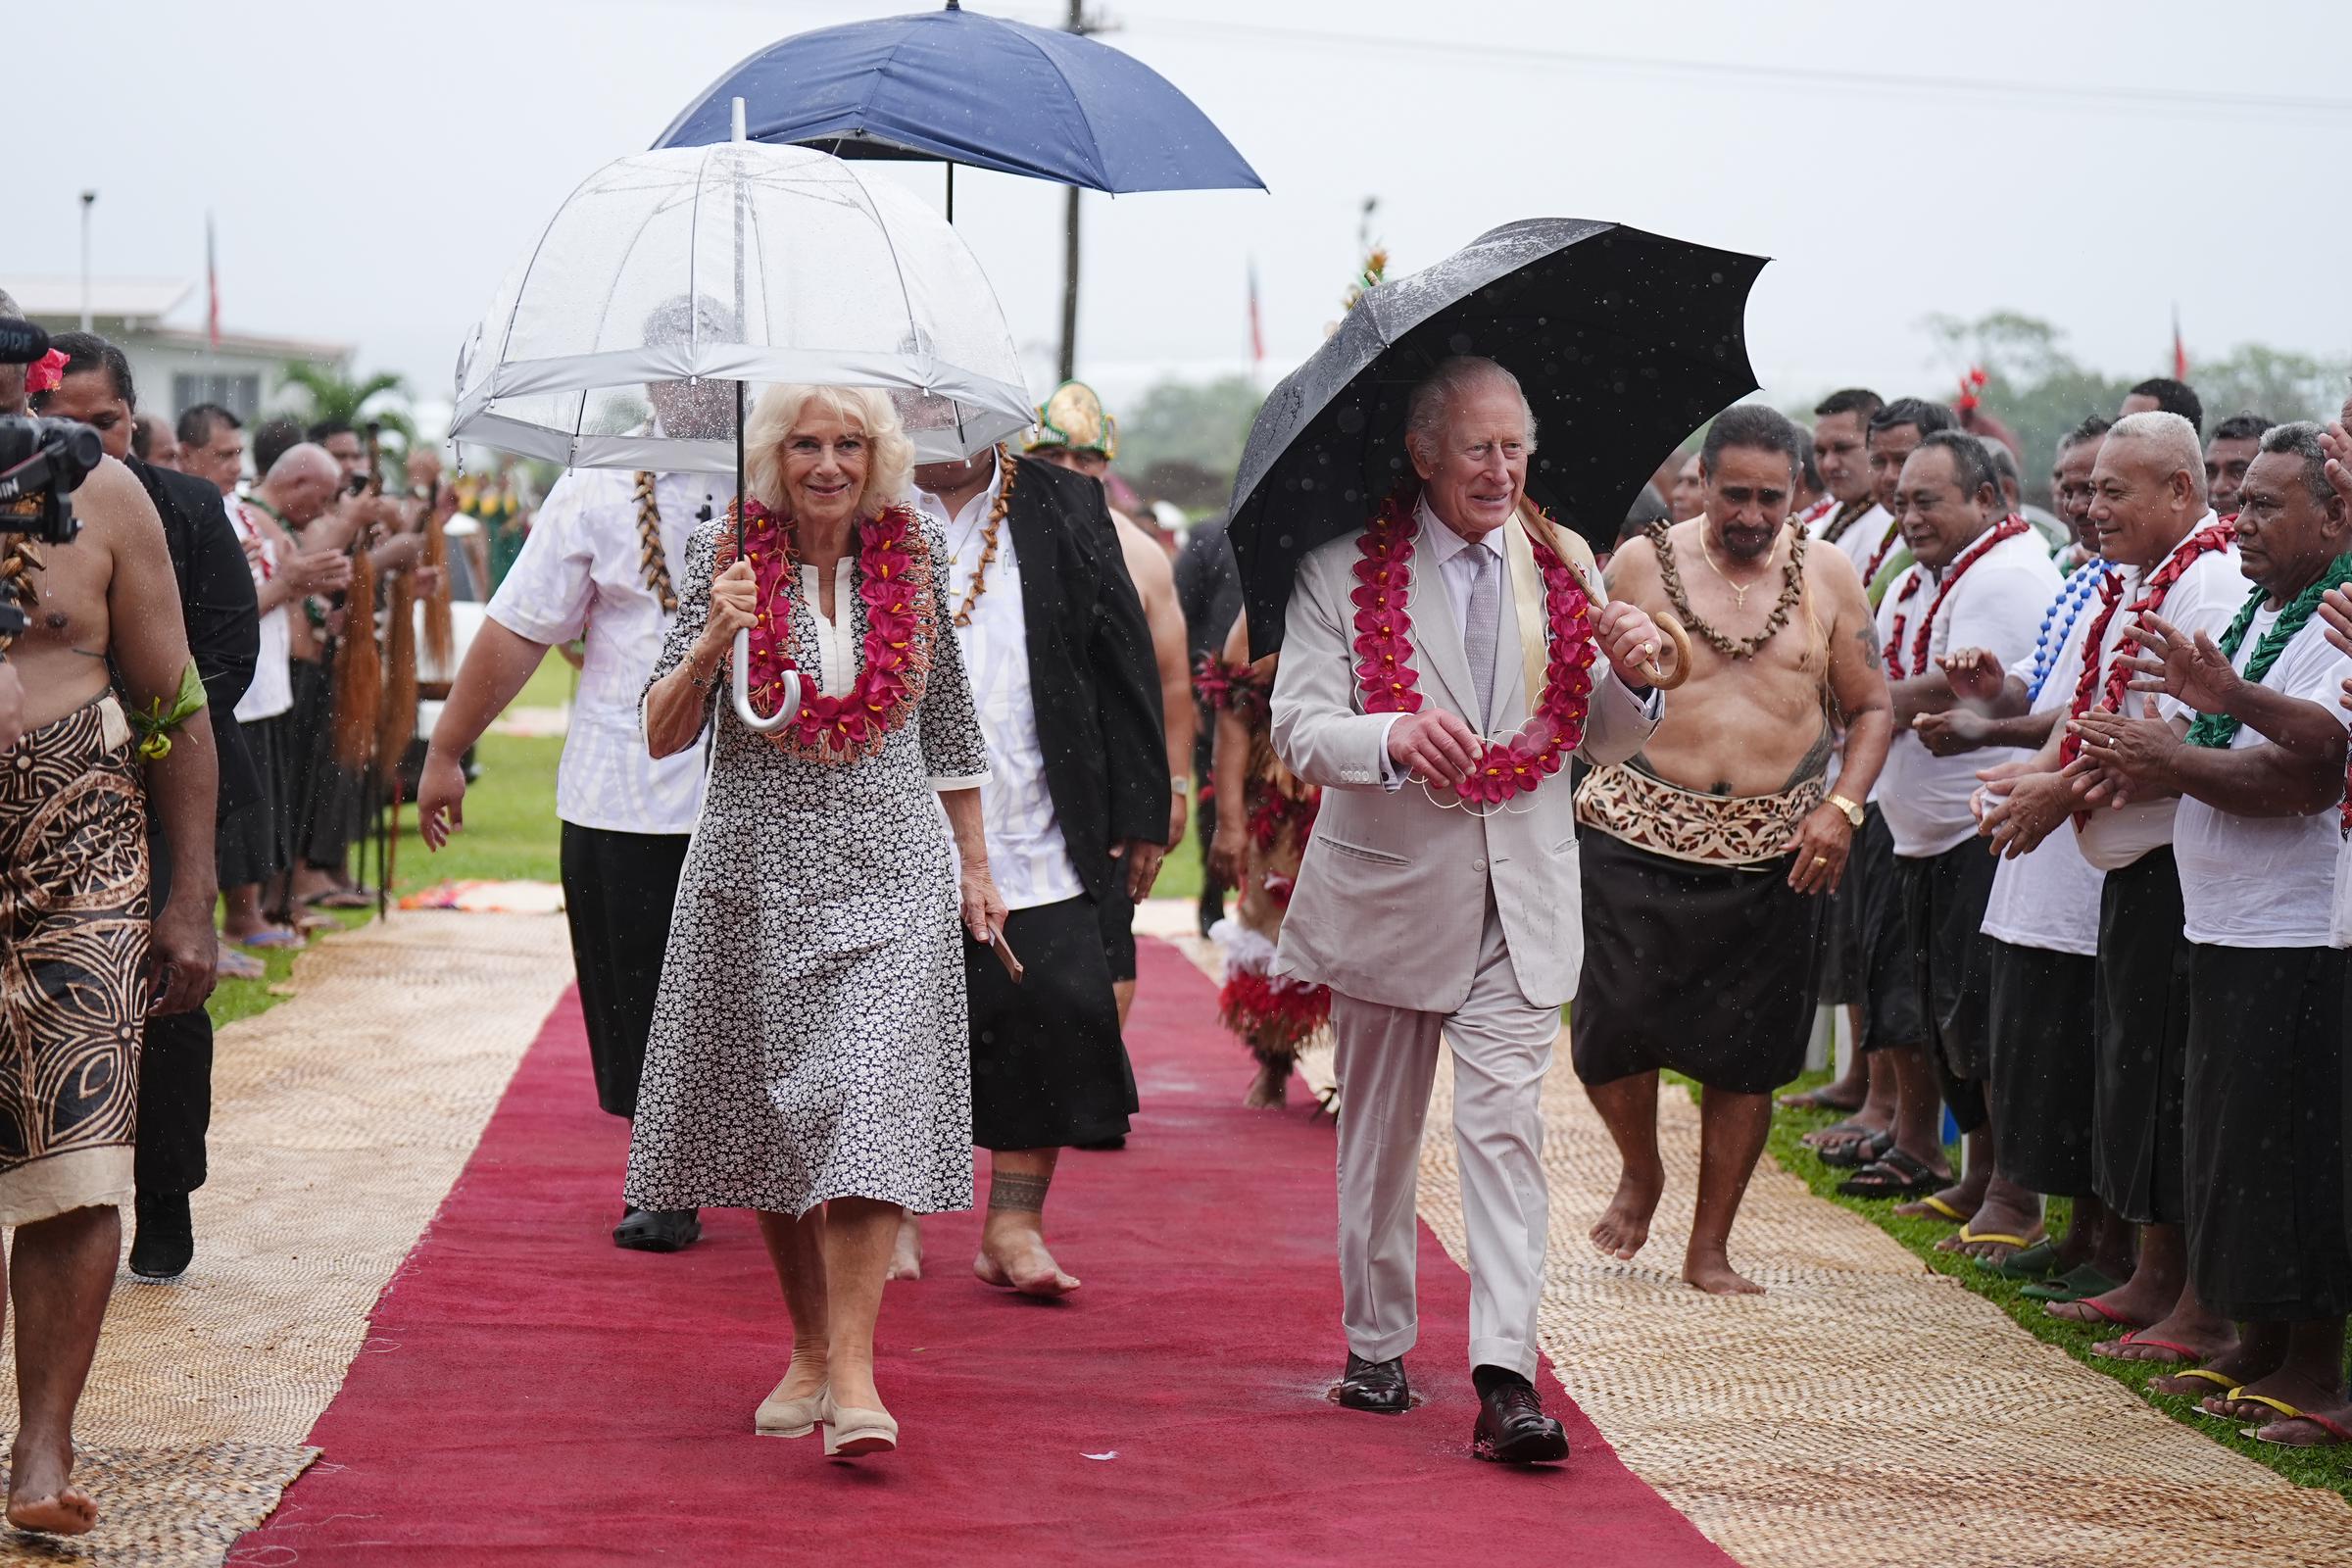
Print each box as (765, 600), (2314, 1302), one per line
(1642, 612), (1693, 692)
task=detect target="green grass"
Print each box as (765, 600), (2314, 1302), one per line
(1730, 1068), (2352, 1502)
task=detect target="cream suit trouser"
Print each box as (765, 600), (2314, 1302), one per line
(1331, 895), (1558, 1381)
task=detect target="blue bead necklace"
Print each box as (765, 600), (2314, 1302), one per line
(2026, 558), (2114, 701)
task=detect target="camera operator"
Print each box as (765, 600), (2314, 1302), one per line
(0, 287), (217, 1536)
(35, 330), (261, 1280)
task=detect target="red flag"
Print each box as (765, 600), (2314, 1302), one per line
(1248, 259), (1264, 367)
(2171, 304), (2187, 381)
(206, 213), (220, 350)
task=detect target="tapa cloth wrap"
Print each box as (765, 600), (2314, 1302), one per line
(0, 694), (149, 1225)
(1571, 764), (1827, 1096)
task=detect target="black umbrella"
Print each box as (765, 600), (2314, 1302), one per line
(1227, 219), (1767, 658)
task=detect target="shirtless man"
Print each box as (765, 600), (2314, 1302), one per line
(0, 291), (217, 1533)
(1573, 406), (1892, 1293)
(1026, 380), (1193, 1031)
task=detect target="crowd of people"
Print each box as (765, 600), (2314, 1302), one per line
(8, 254), (2352, 1533)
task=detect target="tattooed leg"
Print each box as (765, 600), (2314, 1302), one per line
(975, 1149), (1081, 1298)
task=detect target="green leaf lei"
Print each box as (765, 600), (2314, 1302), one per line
(2185, 552), (2352, 749)
(129, 661), (209, 761)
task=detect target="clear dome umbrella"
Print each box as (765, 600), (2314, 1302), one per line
(450, 104), (1033, 732)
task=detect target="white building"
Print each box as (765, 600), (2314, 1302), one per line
(10, 275), (351, 423)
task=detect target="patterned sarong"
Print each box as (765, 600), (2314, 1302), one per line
(0, 695), (149, 1224)
(1574, 761), (1823, 868)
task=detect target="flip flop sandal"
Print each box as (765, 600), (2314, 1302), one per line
(1979, 1239), (2061, 1279)
(2097, 1332), (2203, 1365)
(1816, 1128), (1895, 1169)
(2021, 1263), (2122, 1302)
(236, 928), (304, 950)
(305, 888), (375, 909)
(1777, 1087), (1865, 1113)
(2151, 1367), (2238, 1395)
(2044, 1295), (2145, 1329)
(2200, 1388), (2278, 1422)
(215, 950), (268, 981)
(1836, 1148), (1944, 1200)
(2245, 1410), (2352, 1447)
(1940, 1226), (2038, 1259)
(1903, 1195), (1972, 1224)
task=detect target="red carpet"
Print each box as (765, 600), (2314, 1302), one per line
(242, 940), (1732, 1566)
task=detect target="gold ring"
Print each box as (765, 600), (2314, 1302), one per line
(1811, 856), (1829, 867)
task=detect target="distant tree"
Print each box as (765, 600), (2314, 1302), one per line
(280, 361), (418, 449)
(2191, 344), (2346, 428)
(1923, 313), (2132, 496)
(1116, 375), (1264, 496)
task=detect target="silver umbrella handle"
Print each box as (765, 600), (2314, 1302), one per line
(730, 627), (803, 733)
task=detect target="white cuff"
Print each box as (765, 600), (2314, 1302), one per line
(929, 771), (990, 792)
(1375, 712), (1407, 793)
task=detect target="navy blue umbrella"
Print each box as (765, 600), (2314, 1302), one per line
(653, 1), (1263, 196)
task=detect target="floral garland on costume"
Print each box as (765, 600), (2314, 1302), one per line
(2057, 520), (2236, 768)
(1352, 483), (1597, 806)
(2184, 553), (2352, 751)
(717, 498), (936, 764)
(1882, 515), (2031, 679)
(2026, 557), (2114, 701)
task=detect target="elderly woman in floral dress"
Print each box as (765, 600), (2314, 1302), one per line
(634, 384), (1001, 1460)
(1200, 611), (1329, 1108)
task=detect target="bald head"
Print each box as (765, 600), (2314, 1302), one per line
(261, 442), (344, 525)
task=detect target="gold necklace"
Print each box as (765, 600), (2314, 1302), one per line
(1700, 527), (1779, 611)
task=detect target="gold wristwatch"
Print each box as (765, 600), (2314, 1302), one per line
(1827, 793), (1864, 829)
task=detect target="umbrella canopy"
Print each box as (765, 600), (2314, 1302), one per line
(652, 2), (1263, 195)
(1227, 219), (1768, 658)
(451, 141), (1034, 473)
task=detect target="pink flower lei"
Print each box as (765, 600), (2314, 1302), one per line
(1351, 483), (1597, 805)
(717, 498), (936, 764)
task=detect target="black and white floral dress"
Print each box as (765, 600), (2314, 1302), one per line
(623, 515), (989, 1217)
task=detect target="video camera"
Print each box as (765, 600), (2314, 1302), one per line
(1, 318), (104, 650)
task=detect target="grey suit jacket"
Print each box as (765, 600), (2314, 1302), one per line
(1268, 521), (1659, 1012)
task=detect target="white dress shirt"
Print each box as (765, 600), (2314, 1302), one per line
(226, 499), (293, 723)
(488, 466), (728, 836)
(914, 457), (1085, 910)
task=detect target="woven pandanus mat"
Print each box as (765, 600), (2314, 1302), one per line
(1408, 1030), (2352, 1568)
(0, 911), (572, 1564)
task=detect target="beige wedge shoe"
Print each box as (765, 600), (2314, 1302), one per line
(755, 1377), (827, 1438)
(820, 1391), (900, 1457)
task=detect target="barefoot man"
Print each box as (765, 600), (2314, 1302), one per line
(0, 291), (219, 1534)
(1271, 356), (1668, 1461)
(1573, 406), (1891, 1293)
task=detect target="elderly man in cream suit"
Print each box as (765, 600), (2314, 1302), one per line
(1271, 357), (1668, 1464)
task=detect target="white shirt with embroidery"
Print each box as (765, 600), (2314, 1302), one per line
(487, 466), (729, 836)
(914, 459), (1086, 911)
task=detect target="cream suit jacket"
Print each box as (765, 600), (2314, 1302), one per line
(1268, 519), (1659, 1012)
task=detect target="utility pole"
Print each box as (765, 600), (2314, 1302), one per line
(1057, 0), (1105, 385)
(78, 191), (98, 330)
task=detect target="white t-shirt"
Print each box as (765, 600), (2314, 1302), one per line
(2173, 607), (2352, 949)
(2067, 528), (2245, 871)
(1981, 597), (2105, 956)
(226, 500), (293, 723)
(915, 460), (1086, 912)
(1875, 527), (2060, 858)
(1814, 502), (1894, 585)
(489, 466), (726, 836)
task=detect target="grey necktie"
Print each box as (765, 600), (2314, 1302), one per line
(1464, 545), (1499, 730)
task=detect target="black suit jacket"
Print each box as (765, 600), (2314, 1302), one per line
(131, 458), (262, 820)
(1003, 456), (1169, 902)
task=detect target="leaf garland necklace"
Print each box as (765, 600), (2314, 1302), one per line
(1648, 518), (1806, 660)
(2056, 519), (2235, 770)
(1819, 496), (1875, 545)
(631, 471), (679, 616)
(1882, 515), (2031, 678)
(2184, 552), (2352, 750)
(1352, 483), (1597, 807)
(952, 446), (1018, 627)
(717, 498), (937, 764)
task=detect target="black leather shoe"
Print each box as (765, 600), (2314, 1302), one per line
(129, 1192), (195, 1281)
(1473, 1379), (1569, 1463)
(612, 1207), (701, 1252)
(1334, 1353), (1411, 1414)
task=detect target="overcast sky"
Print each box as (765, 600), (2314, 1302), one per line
(18, 0), (2352, 422)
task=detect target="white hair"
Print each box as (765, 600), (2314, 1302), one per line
(744, 384), (915, 517)
(2105, 411), (2208, 504)
(1403, 356), (1538, 466)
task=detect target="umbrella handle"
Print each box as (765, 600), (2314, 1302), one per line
(730, 627), (804, 733)
(1641, 612), (1693, 692)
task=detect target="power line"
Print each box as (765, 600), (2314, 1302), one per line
(1120, 15), (2352, 121)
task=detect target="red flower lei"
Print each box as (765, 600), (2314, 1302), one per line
(1351, 484), (1597, 805)
(2056, 518), (2236, 770)
(717, 499), (936, 763)
(1882, 514), (2031, 678)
